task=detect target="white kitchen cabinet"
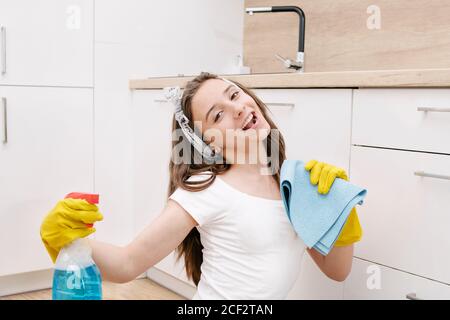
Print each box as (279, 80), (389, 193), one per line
(253, 89), (353, 171)
(344, 258), (450, 300)
(254, 88), (353, 299)
(0, 0), (93, 87)
(353, 89), (450, 154)
(0, 86), (94, 276)
(347, 88), (450, 299)
(131, 89), (194, 286)
(286, 252), (344, 300)
(350, 145), (450, 284)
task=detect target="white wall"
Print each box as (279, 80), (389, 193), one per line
(93, 0), (244, 245)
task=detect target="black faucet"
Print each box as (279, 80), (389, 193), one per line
(246, 6), (305, 71)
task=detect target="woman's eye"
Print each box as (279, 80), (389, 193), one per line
(231, 91), (239, 100)
(214, 111), (223, 122)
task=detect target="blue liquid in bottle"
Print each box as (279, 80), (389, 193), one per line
(52, 238), (102, 300)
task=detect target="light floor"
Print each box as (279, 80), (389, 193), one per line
(0, 278), (185, 300)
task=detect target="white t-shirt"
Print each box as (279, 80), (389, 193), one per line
(169, 173), (306, 300)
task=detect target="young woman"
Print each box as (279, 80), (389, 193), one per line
(41, 72), (357, 299)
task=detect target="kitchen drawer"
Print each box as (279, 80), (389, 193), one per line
(253, 89), (352, 169)
(352, 89), (450, 154)
(350, 146), (450, 284)
(345, 258), (450, 300)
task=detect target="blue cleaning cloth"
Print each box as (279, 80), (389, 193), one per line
(280, 160), (367, 255)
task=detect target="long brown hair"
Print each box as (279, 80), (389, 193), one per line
(167, 72), (287, 286)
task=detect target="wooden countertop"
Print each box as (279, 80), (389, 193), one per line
(129, 68), (450, 90)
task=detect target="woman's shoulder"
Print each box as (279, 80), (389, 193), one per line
(169, 173), (233, 226)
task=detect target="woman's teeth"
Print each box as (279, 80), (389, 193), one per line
(242, 113), (257, 130)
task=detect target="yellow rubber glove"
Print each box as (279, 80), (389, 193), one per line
(304, 159), (362, 246)
(40, 198), (103, 263)
(304, 159), (349, 194)
(334, 207), (362, 246)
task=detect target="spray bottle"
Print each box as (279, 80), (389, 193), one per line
(52, 192), (102, 300)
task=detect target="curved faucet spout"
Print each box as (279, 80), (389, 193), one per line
(245, 5), (305, 70)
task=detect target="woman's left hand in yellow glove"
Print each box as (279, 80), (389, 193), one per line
(304, 159), (362, 246)
(304, 159), (349, 194)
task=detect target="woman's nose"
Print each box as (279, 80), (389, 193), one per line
(232, 103), (246, 119)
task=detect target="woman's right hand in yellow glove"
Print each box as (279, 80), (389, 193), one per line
(40, 198), (103, 263)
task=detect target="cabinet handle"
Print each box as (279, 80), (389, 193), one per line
(406, 293), (423, 300)
(417, 107), (450, 113)
(1, 25), (5, 75)
(265, 102), (295, 108)
(2, 97), (6, 144)
(154, 99), (168, 103)
(414, 171), (450, 181)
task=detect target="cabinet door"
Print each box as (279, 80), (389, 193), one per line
(253, 89), (352, 171)
(350, 146), (450, 284)
(254, 89), (352, 299)
(0, 0), (93, 87)
(0, 86), (94, 276)
(132, 89), (194, 286)
(345, 258), (450, 300)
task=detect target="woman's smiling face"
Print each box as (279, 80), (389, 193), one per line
(190, 78), (271, 158)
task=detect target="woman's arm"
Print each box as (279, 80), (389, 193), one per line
(89, 199), (197, 283)
(307, 244), (354, 282)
